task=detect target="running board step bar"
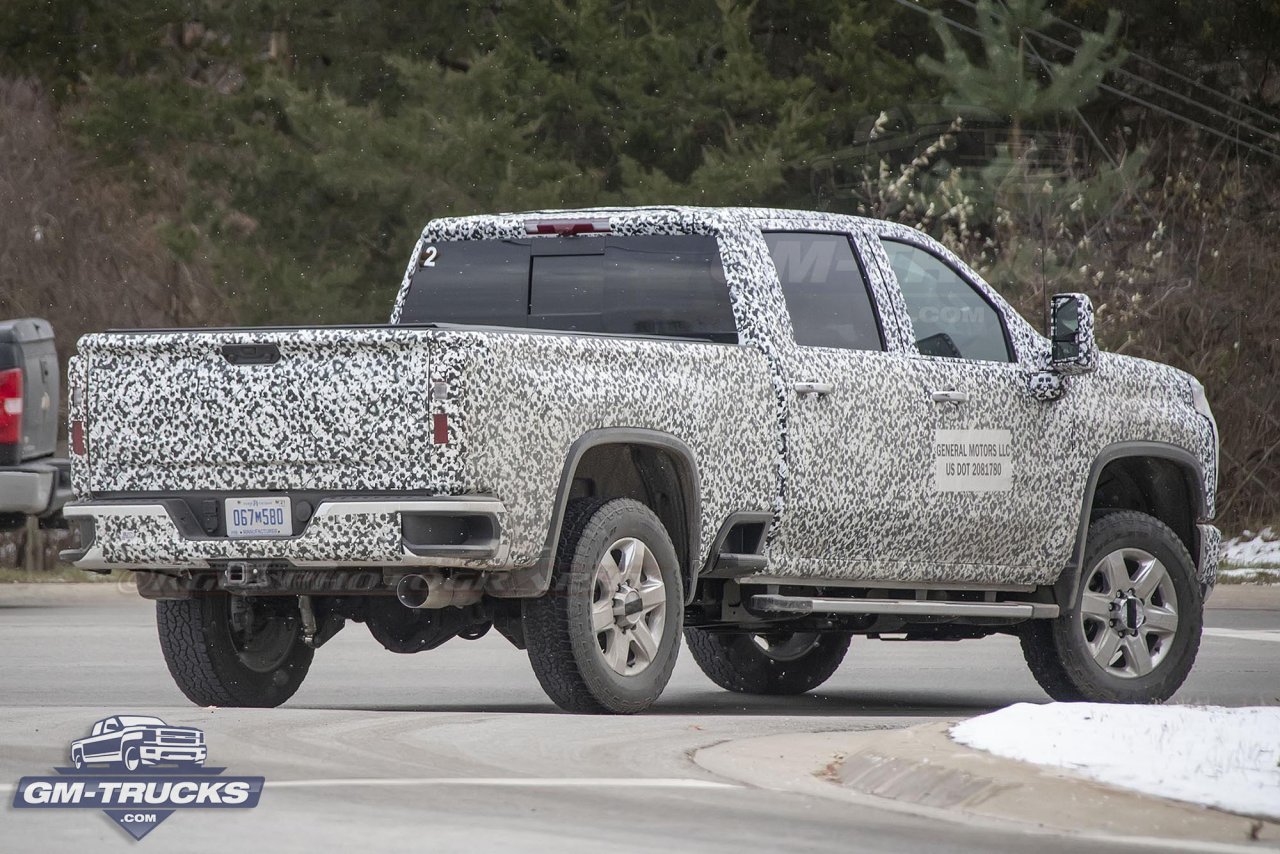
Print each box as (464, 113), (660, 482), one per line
(748, 594), (1059, 619)
(702, 552), (769, 578)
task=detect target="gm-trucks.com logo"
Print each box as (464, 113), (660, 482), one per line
(12, 715), (263, 840)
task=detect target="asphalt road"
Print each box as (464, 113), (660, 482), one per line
(1, 582), (1277, 853)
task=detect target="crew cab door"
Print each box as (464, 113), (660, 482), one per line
(762, 229), (937, 577)
(876, 235), (1065, 573)
(85, 718), (123, 760)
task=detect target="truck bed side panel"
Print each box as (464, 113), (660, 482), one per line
(438, 330), (776, 569)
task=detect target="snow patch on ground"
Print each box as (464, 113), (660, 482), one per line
(1224, 527), (1280, 569)
(951, 703), (1280, 820)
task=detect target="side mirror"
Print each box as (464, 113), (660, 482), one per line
(1049, 293), (1098, 374)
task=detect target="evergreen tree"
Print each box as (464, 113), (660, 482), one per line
(917, 0), (1124, 131)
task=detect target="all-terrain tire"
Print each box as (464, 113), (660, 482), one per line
(522, 497), (683, 714)
(685, 629), (850, 695)
(1020, 511), (1203, 703)
(156, 593), (314, 708)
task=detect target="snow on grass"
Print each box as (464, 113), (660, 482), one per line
(1219, 567), (1280, 585)
(951, 703), (1280, 820)
(1224, 527), (1280, 570)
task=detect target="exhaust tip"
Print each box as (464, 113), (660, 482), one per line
(396, 574), (431, 609)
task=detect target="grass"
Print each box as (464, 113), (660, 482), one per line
(1217, 566), (1280, 585)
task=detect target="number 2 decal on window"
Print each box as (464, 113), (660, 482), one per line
(420, 246), (438, 267)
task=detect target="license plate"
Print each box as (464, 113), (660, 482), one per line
(225, 496), (292, 538)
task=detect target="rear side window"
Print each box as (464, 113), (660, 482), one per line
(399, 235), (737, 343)
(402, 239), (531, 328)
(764, 232), (883, 351)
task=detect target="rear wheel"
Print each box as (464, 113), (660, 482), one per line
(523, 498), (683, 714)
(685, 628), (851, 695)
(1021, 511), (1202, 703)
(156, 593), (314, 708)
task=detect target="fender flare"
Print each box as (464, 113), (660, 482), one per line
(491, 428), (702, 600)
(109, 732), (145, 764)
(1059, 440), (1208, 607)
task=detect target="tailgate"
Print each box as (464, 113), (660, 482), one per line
(78, 328), (447, 495)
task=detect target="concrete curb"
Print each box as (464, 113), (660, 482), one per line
(694, 723), (1280, 851)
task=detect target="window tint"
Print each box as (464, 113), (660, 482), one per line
(602, 237), (735, 340)
(401, 238), (531, 328)
(880, 240), (1012, 362)
(400, 235), (737, 342)
(764, 232), (882, 351)
(528, 254), (604, 332)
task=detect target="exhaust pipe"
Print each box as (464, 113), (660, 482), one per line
(395, 572), (483, 610)
(396, 574), (433, 608)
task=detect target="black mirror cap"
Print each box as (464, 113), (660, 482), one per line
(1049, 293), (1099, 374)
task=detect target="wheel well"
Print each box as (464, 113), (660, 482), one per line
(1090, 455), (1200, 558)
(568, 442), (696, 587)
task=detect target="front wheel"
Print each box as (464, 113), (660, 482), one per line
(523, 498), (683, 714)
(156, 593), (314, 708)
(685, 629), (851, 695)
(1021, 511), (1203, 703)
(122, 745), (141, 772)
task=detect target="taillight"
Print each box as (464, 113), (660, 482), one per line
(71, 419), (87, 456)
(524, 217), (611, 235)
(0, 368), (22, 446)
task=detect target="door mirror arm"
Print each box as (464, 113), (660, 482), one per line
(1024, 292), (1098, 402)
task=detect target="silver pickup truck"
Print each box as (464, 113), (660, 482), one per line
(0, 318), (70, 529)
(63, 206), (1219, 713)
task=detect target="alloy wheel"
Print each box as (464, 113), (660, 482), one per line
(591, 537), (667, 676)
(1078, 547), (1180, 678)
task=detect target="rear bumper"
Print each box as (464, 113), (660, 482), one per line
(0, 458), (71, 516)
(61, 495), (508, 571)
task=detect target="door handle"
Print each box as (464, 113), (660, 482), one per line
(794, 381), (835, 397)
(930, 389), (970, 404)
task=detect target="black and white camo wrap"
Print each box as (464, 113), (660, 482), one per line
(1025, 369), (1067, 402)
(1049, 292), (1100, 374)
(87, 507), (400, 568)
(70, 206), (1218, 588)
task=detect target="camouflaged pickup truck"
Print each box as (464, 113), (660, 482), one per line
(62, 206), (1219, 713)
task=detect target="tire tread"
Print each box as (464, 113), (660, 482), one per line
(685, 628), (850, 695)
(157, 598), (242, 707)
(523, 497), (681, 714)
(156, 595), (312, 708)
(1021, 510), (1202, 703)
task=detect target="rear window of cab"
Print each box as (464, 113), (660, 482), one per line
(399, 235), (738, 343)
